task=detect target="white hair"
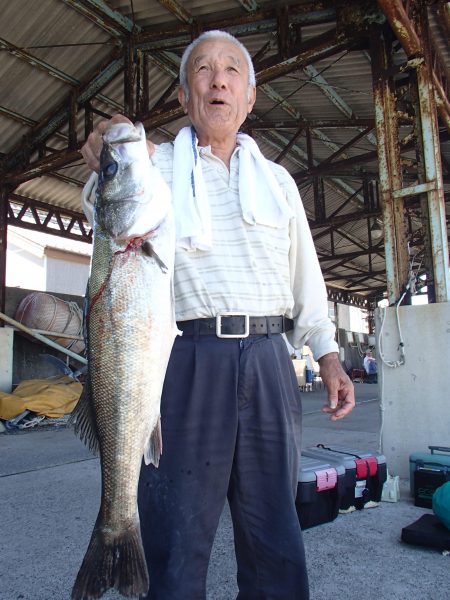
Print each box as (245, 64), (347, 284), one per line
(179, 30), (256, 100)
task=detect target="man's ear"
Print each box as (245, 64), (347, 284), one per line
(178, 86), (188, 114)
(247, 86), (256, 113)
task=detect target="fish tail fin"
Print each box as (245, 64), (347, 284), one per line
(71, 520), (149, 599)
(143, 415), (162, 467)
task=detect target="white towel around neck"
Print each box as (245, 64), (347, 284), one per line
(172, 126), (293, 251)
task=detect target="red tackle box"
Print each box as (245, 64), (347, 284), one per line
(302, 444), (387, 512)
(296, 455), (345, 529)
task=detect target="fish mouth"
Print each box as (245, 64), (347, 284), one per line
(102, 190), (148, 204)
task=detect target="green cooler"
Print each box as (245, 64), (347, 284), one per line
(409, 446), (450, 508)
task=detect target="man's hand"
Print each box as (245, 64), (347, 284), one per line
(318, 352), (355, 421)
(81, 114), (155, 172)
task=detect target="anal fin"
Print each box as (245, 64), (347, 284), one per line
(143, 416), (162, 467)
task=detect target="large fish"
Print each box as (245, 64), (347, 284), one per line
(70, 122), (177, 599)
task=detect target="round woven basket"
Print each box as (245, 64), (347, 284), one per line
(15, 292), (85, 355)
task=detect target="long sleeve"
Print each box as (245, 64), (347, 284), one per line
(270, 163), (338, 360)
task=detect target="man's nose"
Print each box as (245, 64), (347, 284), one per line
(210, 69), (227, 88)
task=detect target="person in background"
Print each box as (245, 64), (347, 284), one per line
(302, 351), (315, 392)
(81, 29), (355, 600)
(363, 349), (378, 383)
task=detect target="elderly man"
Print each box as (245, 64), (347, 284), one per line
(81, 30), (354, 600)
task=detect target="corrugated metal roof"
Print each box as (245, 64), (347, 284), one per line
(0, 0), (448, 304)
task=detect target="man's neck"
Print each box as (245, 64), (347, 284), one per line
(197, 132), (237, 170)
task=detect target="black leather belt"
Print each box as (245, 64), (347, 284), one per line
(177, 315), (294, 338)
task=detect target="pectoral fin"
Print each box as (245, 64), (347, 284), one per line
(141, 240), (168, 273)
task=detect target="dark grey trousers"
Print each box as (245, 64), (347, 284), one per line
(138, 332), (309, 600)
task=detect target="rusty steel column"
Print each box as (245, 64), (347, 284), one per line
(411, 2), (450, 303)
(370, 28), (409, 304)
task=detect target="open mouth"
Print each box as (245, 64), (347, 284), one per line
(209, 99), (226, 105)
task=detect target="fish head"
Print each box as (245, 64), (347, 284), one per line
(96, 122), (170, 240)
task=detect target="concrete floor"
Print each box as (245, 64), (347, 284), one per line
(0, 383), (448, 600)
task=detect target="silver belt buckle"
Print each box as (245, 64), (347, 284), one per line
(216, 313), (250, 339)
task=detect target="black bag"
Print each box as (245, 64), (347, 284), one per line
(401, 514), (450, 551)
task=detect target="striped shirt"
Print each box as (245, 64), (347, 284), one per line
(153, 141), (337, 360)
(82, 141), (338, 360)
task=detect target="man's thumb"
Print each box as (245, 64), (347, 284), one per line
(328, 394), (338, 410)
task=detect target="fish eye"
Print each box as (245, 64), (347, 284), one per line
(102, 161), (118, 179)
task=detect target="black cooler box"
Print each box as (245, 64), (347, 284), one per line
(296, 455), (345, 529)
(409, 446), (450, 508)
(302, 445), (387, 511)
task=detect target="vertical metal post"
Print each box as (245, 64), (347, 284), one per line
(124, 40), (135, 119)
(0, 187), (9, 318)
(277, 6), (290, 60)
(412, 2), (450, 303)
(306, 128), (326, 222)
(84, 101), (93, 139)
(136, 49), (149, 118)
(411, 68), (435, 302)
(370, 27), (409, 304)
(68, 90), (78, 150)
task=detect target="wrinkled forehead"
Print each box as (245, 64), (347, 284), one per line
(189, 39), (248, 71)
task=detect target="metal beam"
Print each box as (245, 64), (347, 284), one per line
(4, 146), (83, 185)
(319, 247), (384, 263)
(255, 28), (355, 86)
(326, 286), (371, 309)
(60, 0), (135, 37)
(157, 0), (194, 24)
(1, 55), (123, 174)
(324, 268), (386, 282)
(135, 3), (337, 49)
(246, 118), (376, 130)
(0, 38), (122, 114)
(309, 209), (381, 229)
(7, 194), (92, 243)
(302, 64), (378, 146)
(259, 83), (347, 157)
(294, 150), (378, 182)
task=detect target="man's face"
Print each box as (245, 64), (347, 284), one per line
(178, 39), (256, 142)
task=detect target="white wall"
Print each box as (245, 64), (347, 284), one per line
(6, 240), (46, 291)
(0, 328), (14, 392)
(45, 250), (90, 296)
(336, 304), (368, 334)
(6, 228), (91, 297)
(375, 302), (450, 478)
(349, 306), (368, 333)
